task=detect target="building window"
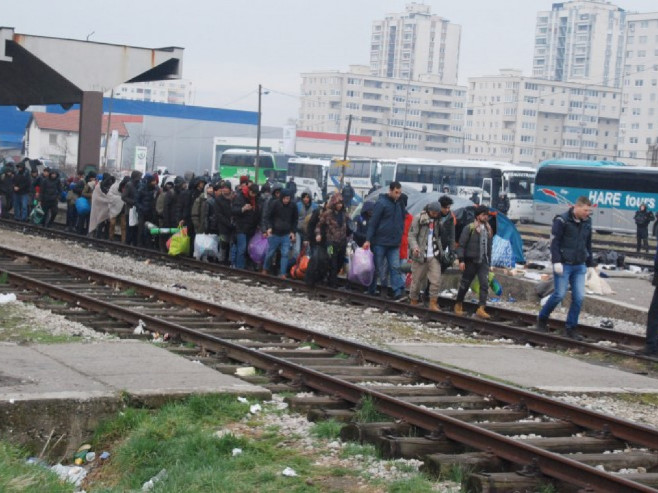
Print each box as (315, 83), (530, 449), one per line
(49, 134), (58, 145)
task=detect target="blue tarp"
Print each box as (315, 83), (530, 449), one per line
(494, 211), (525, 265)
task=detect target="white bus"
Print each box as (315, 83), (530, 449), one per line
(393, 159), (536, 222)
(328, 158), (391, 204)
(286, 157), (330, 202)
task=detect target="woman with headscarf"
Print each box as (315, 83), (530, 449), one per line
(315, 192), (350, 288)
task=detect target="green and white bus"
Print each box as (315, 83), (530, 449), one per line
(217, 148), (289, 188)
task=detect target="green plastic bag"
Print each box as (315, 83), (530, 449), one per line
(470, 271), (502, 296)
(29, 203), (45, 225)
(168, 228), (190, 256)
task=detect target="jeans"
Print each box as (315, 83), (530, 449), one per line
(539, 263), (587, 328)
(647, 286), (658, 353)
(235, 233), (248, 269)
(264, 234), (291, 276)
(369, 245), (404, 296)
(13, 194), (28, 221)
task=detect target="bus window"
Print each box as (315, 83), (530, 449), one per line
(482, 178), (492, 207)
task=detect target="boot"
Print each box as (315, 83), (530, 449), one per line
(428, 299), (440, 312)
(565, 327), (583, 341)
(535, 317), (549, 333)
(454, 302), (465, 316)
(410, 299), (419, 306)
(260, 269), (268, 276)
(475, 306), (491, 319)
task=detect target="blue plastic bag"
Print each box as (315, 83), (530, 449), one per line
(491, 235), (515, 268)
(75, 197), (90, 215)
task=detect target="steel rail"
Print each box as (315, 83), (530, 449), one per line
(2, 267), (656, 492)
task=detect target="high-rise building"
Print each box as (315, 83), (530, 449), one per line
(299, 65), (466, 155)
(465, 70), (621, 164)
(110, 80), (194, 105)
(618, 12), (658, 166)
(533, 1), (626, 88)
(369, 2), (461, 85)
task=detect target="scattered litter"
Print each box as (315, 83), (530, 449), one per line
(628, 265), (642, 274)
(600, 319), (614, 329)
(100, 451), (110, 460)
(523, 272), (544, 281)
(50, 464), (87, 487)
(190, 360), (202, 365)
(249, 404), (262, 414)
(237, 397), (248, 404)
(172, 283), (187, 290)
(85, 451), (96, 462)
(214, 429), (232, 439)
(235, 367), (256, 377)
(9, 399), (14, 404)
(0, 293), (17, 304)
(142, 468), (167, 491)
(133, 320), (147, 335)
(232, 448), (242, 456)
(282, 467), (298, 477)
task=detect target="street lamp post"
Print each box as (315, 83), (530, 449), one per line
(255, 84), (263, 185)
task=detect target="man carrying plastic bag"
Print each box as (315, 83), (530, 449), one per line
(348, 243), (375, 286)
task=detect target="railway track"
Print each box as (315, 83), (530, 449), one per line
(1, 219), (655, 365)
(0, 245), (657, 491)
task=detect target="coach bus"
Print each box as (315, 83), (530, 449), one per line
(286, 157), (329, 202)
(218, 149), (289, 187)
(533, 159), (658, 233)
(393, 159), (536, 222)
(327, 158), (381, 203)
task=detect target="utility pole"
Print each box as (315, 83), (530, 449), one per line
(102, 88), (114, 172)
(255, 84), (262, 185)
(340, 114), (353, 190)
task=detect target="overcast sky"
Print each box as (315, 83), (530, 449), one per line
(4, 0), (658, 126)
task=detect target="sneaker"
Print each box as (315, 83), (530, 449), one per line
(535, 317), (549, 333)
(393, 292), (407, 302)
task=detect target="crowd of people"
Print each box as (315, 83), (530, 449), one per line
(1, 160), (656, 353)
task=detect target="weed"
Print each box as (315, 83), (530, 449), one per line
(121, 288), (137, 296)
(339, 443), (377, 459)
(444, 464), (472, 485)
(537, 482), (557, 493)
(310, 420), (343, 440)
(0, 272), (8, 284)
(387, 475), (436, 492)
(353, 395), (388, 423)
(0, 441), (74, 492)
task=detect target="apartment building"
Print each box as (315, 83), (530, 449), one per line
(110, 80), (194, 105)
(299, 65), (466, 156)
(618, 12), (658, 166)
(533, 1), (626, 88)
(465, 70), (621, 165)
(369, 2), (461, 85)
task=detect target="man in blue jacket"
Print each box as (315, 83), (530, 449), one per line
(363, 181), (406, 299)
(536, 196), (593, 340)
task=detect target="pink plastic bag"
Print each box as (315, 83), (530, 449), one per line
(348, 247), (375, 286)
(248, 231), (268, 264)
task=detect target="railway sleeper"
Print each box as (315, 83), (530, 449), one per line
(305, 365), (395, 377)
(564, 451), (658, 471)
(421, 452), (505, 478)
(521, 436), (624, 454)
(261, 349), (338, 358)
(307, 408), (355, 422)
(465, 472), (563, 493)
(477, 421), (581, 437)
(376, 435), (464, 459)
(285, 395), (353, 413)
(364, 385), (458, 397)
(339, 421), (414, 443)
(398, 395), (494, 409)
(612, 473), (658, 488)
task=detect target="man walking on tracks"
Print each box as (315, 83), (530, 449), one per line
(536, 196), (593, 340)
(454, 205), (493, 319)
(363, 181), (407, 300)
(634, 204), (654, 254)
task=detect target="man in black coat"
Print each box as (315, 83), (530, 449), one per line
(121, 170), (142, 245)
(12, 160), (31, 221)
(634, 204), (655, 253)
(645, 241), (658, 356)
(208, 180), (234, 264)
(0, 165), (15, 218)
(262, 189), (298, 278)
(40, 169), (62, 227)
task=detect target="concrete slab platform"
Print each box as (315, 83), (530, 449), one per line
(390, 343), (658, 393)
(0, 340), (270, 402)
(0, 340), (270, 458)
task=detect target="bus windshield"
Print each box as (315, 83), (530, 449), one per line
(288, 162), (324, 183)
(329, 160), (371, 178)
(220, 153), (274, 169)
(505, 172), (534, 199)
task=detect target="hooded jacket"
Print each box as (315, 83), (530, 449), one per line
(316, 193), (349, 246)
(267, 193), (298, 236)
(40, 172), (62, 204)
(231, 185), (259, 234)
(408, 209), (444, 263)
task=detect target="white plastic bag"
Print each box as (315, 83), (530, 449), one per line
(194, 234), (219, 260)
(348, 247), (375, 286)
(128, 206), (138, 227)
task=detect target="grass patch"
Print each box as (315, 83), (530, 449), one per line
(353, 395), (388, 423)
(339, 442), (377, 459)
(309, 420), (343, 440)
(0, 305), (82, 344)
(443, 464), (471, 484)
(0, 272), (8, 284)
(120, 288), (137, 296)
(615, 393), (658, 407)
(386, 475), (437, 492)
(0, 441), (74, 492)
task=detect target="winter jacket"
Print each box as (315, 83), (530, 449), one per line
(366, 193), (406, 247)
(550, 208), (593, 266)
(191, 192), (208, 233)
(162, 189), (177, 228)
(341, 184), (355, 206)
(267, 199), (298, 236)
(634, 209), (654, 237)
(40, 173), (62, 204)
(121, 179), (139, 208)
(231, 186), (259, 235)
(12, 171), (30, 195)
(136, 182), (157, 217)
(296, 201), (318, 235)
(316, 209), (349, 246)
(408, 210), (444, 263)
(212, 195), (234, 236)
(456, 221), (493, 264)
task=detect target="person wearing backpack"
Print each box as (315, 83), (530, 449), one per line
(454, 205), (493, 319)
